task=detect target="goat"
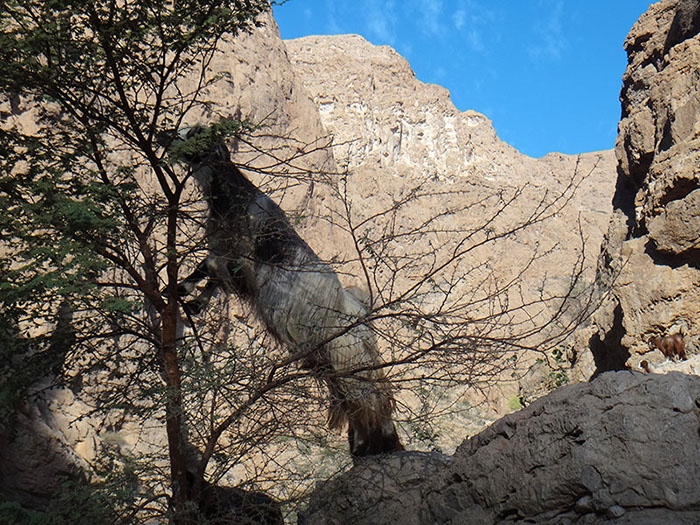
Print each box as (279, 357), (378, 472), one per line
(639, 360), (652, 374)
(162, 125), (403, 457)
(649, 333), (687, 361)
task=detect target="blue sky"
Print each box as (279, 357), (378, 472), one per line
(272, 1), (653, 158)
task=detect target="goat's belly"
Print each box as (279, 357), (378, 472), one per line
(256, 264), (345, 348)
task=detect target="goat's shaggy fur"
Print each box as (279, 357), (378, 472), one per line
(168, 127), (403, 457)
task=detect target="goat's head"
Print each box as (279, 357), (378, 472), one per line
(158, 125), (232, 192)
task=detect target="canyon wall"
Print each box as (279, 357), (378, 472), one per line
(302, 2), (700, 521)
(591, 0), (700, 375)
(285, 34), (616, 405)
(1, 3), (631, 517)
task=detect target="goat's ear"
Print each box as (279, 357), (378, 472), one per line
(184, 125), (206, 139)
(156, 129), (178, 148)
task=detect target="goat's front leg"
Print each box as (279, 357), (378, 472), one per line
(183, 277), (221, 316)
(171, 256), (216, 316)
(177, 255), (225, 316)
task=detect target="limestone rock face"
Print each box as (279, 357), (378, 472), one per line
(593, 0), (700, 375)
(189, 11), (335, 197)
(616, 0), (700, 236)
(302, 371), (700, 524)
(286, 35), (616, 391)
(285, 35), (614, 221)
(647, 187), (700, 254)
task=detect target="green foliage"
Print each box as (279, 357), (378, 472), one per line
(100, 297), (137, 314)
(551, 345), (565, 363)
(0, 316), (36, 423)
(0, 500), (53, 525)
(507, 395), (522, 412)
(0, 478), (109, 525)
(549, 369), (570, 388)
(0, 0), (269, 520)
(166, 117), (257, 163)
(0, 0), (267, 111)
(0, 0), (268, 309)
(0, 0), (268, 362)
(549, 345), (570, 388)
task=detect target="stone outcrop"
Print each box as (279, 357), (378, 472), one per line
(303, 371), (700, 524)
(592, 0), (700, 375)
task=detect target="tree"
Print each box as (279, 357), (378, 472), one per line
(0, 1), (605, 522)
(0, 1), (270, 521)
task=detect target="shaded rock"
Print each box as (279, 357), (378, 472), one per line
(302, 372), (700, 524)
(647, 187), (700, 255)
(197, 481), (284, 525)
(421, 371), (700, 523)
(664, 0), (700, 52)
(0, 306), (94, 512)
(588, 302), (631, 376)
(0, 389), (88, 510)
(299, 451), (451, 525)
(615, 0), (700, 235)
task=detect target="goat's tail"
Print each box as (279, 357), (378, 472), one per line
(331, 386), (404, 457)
(325, 318), (404, 457)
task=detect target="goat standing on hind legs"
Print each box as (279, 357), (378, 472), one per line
(161, 124), (403, 458)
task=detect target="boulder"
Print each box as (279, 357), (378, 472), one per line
(421, 371), (700, 523)
(302, 371), (700, 524)
(299, 451), (451, 525)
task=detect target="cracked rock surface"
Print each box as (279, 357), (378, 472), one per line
(302, 372), (700, 524)
(420, 371), (700, 524)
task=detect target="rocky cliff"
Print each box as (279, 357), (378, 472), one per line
(302, 1), (700, 523)
(285, 34), (615, 279)
(7, 1), (675, 521)
(591, 0), (700, 375)
(285, 34), (616, 407)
